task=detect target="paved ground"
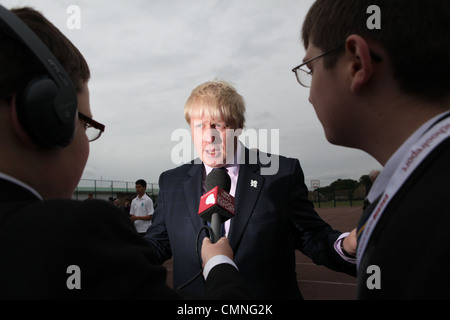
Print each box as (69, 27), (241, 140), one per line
(163, 205), (362, 300)
(296, 206), (361, 300)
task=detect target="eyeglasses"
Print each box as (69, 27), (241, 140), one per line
(292, 48), (339, 88)
(78, 112), (105, 142)
(292, 47), (382, 88)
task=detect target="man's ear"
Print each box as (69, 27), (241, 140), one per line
(9, 94), (38, 147)
(345, 34), (374, 93)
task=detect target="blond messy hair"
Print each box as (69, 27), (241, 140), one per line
(184, 80), (246, 129)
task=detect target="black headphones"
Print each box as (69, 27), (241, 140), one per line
(0, 5), (77, 148)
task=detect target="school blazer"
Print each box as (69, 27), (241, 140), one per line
(0, 178), (250, 300)
(356, 138), (450, 299)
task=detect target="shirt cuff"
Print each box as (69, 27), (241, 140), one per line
(334, 232), (356, 264)
(203, 255), (239, 280)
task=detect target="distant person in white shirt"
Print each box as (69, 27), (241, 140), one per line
(130, 179), (154, 235)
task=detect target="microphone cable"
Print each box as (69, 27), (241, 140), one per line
(176, 225), (213, 290)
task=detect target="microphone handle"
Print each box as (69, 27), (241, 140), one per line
(210, 213), (221, 243)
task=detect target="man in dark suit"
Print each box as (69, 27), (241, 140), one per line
(145, 80), (357, 299)
(298, 0), (450, 298)
(0, 6), (250, 300)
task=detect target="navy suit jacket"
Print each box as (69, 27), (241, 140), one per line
(145, 148), (356, 299)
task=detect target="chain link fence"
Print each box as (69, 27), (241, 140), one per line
(308, 185), (366, 208)
(73, 179), (159, 203)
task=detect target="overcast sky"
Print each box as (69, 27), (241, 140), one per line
(4, 0), (381, 188)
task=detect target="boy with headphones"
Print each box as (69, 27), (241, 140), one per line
(0, 6), (249, 299)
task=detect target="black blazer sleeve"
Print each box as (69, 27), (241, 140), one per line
(288, 159), (356, 276)
(143, 171), (173, 264)
(204, 264), (253, 300)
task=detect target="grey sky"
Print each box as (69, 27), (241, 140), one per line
(3, 0), (381, 187)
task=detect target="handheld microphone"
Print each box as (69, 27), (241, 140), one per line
(198, 169), (235, 243)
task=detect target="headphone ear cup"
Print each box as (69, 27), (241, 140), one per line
(16, 75), (76, 149)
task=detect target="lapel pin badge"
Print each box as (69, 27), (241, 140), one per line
(250, 180), (258, 188)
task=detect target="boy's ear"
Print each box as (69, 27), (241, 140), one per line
(9, 94), (39, 147)
(345, 34), (375, 93)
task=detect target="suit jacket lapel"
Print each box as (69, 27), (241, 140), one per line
(229, 149), (264, 252)
(183, 163), (205, 232)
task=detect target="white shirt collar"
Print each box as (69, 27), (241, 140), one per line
(0, 172), (43, 200)
(368, 110), (450, 203)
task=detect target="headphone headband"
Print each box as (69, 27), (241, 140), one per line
(0, 5), (78, 148)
